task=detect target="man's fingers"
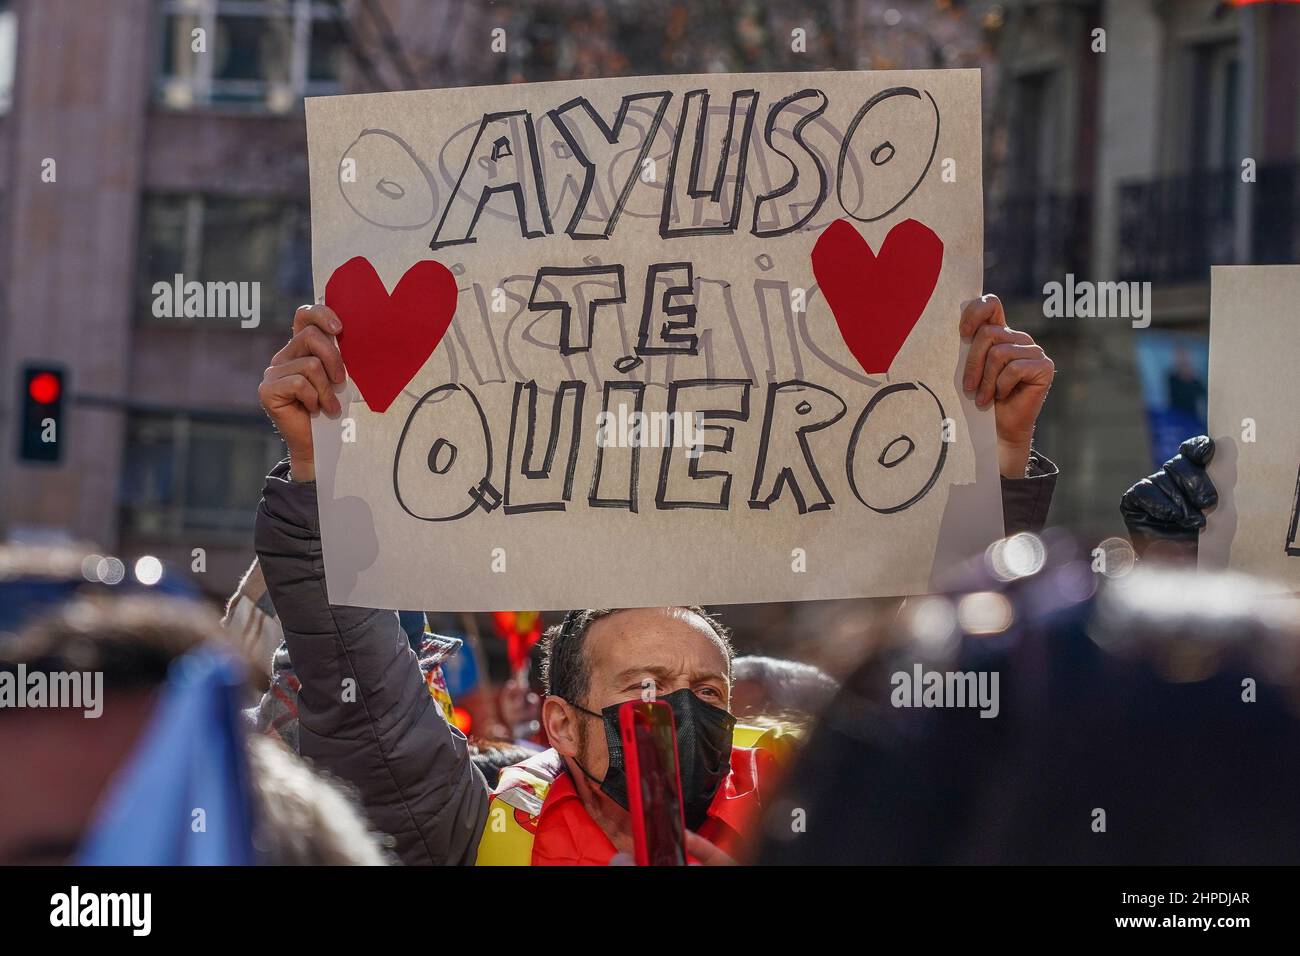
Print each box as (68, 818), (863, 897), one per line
(991, 355), (1053, 403)
(292, 303), (342, 336)
(962, 325), (1029, 391)
(978, 343), (1045, 405)
(273, 325), (346, 384)
(266, 356), (340, 414)
(964, 327), (1032, 395)
(263, 373), (321, 415)
(959, 293), (1006, 339)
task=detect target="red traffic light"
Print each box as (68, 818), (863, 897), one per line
(28, 371), (61, 405)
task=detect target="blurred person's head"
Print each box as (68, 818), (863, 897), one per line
(0, 569), (212, 863)
(760, 545), (1300, 865)
(539, 607), (735, 828)
(731, 655), (839, 720)
(222, 558), (283, 685)
(245, 734), (388, 864)
(0, 544), (386, 864)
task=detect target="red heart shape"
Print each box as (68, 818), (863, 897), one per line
(811, 218), (944, 376)
(325, 256), (457, 413)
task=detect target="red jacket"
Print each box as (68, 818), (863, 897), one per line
(481, 746), (776, 865)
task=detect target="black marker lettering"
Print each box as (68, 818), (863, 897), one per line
(503, 380), (586, 515)
(749, 380), (847, 513)
(845, 381), (947, 513)
(660, 89), (759, 238)
(394, 384), (497, 522)
(753, 90), (829, 237)
(549, 92), (672, 240)
(431, 110), (553, 249)
(655, 378), (752, 510)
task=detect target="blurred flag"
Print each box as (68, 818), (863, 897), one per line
(78, 648), (256, 865)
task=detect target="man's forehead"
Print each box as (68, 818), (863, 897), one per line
(585, 608), (727, 674)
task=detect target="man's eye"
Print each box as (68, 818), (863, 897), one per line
(698, 686), (722, 700)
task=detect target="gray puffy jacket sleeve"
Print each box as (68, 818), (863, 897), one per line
(1001, 450), (1057, 536)
(254, 460), (488, 865)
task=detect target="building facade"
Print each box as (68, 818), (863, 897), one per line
(0, 0), (493, 597)
(6, 0), (1289, 602)
(0, 0), (1003, 601)
(987, 0), (1300, 536)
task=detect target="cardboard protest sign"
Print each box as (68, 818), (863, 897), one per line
(304, 69), (1003, 611)
(1200, 266), (1300, 590)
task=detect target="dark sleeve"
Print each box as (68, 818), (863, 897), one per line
(254, 460), (489, 865)
(1000, 451), (1057, 535)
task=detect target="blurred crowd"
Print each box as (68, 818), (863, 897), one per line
(4, 429), (1300, 865)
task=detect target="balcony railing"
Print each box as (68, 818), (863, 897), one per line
(1118, 164), (1300, 282)
(985, 191), (1092, 299)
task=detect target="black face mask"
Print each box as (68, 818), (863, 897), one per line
(568, 687), (735, 830)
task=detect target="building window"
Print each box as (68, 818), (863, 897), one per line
(1190, 39), (1240, 173)
(1009, 70), (1060, 195)
(137, 193), (312, 323)
(157, 0), (347, 112)
(121, 413), (283, 536)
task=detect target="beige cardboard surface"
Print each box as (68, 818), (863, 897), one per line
(304, 69), (1004, 611)
(1200, 266), (1300, 590)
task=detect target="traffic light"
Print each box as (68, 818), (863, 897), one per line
(18, 364), (66, 463)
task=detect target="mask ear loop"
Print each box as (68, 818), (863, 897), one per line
(570, 754), (607, 788)
(565, 703), (611, 790)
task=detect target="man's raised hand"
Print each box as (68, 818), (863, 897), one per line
(960, 293), (1055, 478)
(257, 304), (347, 482)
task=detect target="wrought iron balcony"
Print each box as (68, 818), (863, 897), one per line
(1118, 164), (1300, 283)
(985, 191), (1092, 299)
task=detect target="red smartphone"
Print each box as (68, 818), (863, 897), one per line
(618, 699), (687, 866)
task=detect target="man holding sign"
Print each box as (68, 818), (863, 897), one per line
(253, 292), (1054, 865)
(253, 69), (1056, 864)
